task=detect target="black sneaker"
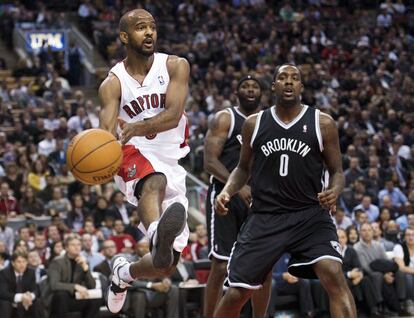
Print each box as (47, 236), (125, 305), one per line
(151, 202), (186, 269)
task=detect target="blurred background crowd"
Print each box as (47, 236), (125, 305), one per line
(0, 0), (414, 317)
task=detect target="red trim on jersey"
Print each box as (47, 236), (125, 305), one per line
(117, 145), (155, 182)
(180, 113), (189, 149)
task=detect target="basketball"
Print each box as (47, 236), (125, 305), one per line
(66, 129), (123, 185)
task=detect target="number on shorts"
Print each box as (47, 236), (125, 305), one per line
(279, 154), (289, 177)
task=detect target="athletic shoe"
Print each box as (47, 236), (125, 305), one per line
(107, 255), (132, 313)
(151, 202), (186, 269)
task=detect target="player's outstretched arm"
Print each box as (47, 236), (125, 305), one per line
(118, 56), (190, 144)
(204, 110), (232, 184)
(98, 73), (121, 136)
(215, 115), (256, 215)
(317, 112), (345, 212)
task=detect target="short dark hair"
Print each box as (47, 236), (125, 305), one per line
(273, 63), (300, 81)
(64, 233), (81, 247)
(354, 209), (365, 216)
(11, 251), (28, 262)
(119, 12), (130, 33)
(119, 9), (154, 33)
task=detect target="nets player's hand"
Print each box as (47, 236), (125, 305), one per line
(215, 192), (230, 215)
(238, 185), (252, 208)
(317, 189), (338, 213)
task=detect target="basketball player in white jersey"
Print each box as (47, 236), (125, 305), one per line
(99, 9), (190, 313)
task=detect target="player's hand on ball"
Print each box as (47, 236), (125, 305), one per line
(317, 188), (338, 213)
(238, 185), (252, 207)
(215, 192), (230, 215)
(118, 117), (144, 145)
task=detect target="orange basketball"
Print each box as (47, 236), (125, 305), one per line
(66, 129), (123, 185)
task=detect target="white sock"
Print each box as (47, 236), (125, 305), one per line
(147, 221), (158, 241)
(118, 263), (133, 282)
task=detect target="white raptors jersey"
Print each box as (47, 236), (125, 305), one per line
(110, 53), (189, 161)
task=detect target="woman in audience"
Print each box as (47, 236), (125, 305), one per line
(13, 239), (29, 254)
(379, 207), (391, 230)
(27, 159), (49, 191)
(3, 162), (24, 200)
(19, 186), (45, 218)
(45, 240), (64, 268)
(66, 194), (90, 232)
(16, 152), (32, 175)
(91, 196), (109, 228)
(346, 225), (360, 246)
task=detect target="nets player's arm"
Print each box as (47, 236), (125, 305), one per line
(98, 73), (121, 136)
(118, 56), (190, 144)
(215, 115), (256, 215)
(203, 111), (232, 183)
(317, 112), (345, 212)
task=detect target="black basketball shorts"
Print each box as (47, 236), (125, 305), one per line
(206, 182), (250, 260)
(225, 206), (342, 289)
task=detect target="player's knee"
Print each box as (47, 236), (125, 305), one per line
(141, 173), (167, 195)
(317, 261), (347, 293)
(225, 287), (251, 304)
(212, 258), (228, 277)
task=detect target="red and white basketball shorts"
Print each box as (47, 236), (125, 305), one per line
(114, 145), (189, 252)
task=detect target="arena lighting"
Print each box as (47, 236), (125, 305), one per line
(26, 31), (66, 52)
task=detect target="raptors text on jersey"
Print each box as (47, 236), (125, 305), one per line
(109, 53), (189, 160)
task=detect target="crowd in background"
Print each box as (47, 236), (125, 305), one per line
(0, 0), (414, 317)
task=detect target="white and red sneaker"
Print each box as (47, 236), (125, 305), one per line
(107, 256), (132, 313)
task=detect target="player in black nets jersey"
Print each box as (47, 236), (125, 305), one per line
(214, 64), (357, 318)
(203, 76), (271, 318)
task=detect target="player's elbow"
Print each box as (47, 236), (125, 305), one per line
(203, 157), (214, 174)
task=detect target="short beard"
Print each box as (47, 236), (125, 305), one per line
(238, 95), (261, 112)
(275, 96), (300, 108)
(129, 43), (154, 57)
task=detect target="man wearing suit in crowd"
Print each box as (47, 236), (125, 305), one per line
(0, 251), (42, 318)
(27, 250), (46, 283)
(48, 233), (100, 318)
(337, 229), (382, 316)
